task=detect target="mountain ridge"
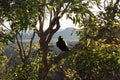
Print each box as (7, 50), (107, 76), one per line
(21, 27), (78, 41)
(53, 27), (78, 41)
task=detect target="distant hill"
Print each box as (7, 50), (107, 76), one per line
(22, 28), (78, 42)
(53, 28), (78, 41)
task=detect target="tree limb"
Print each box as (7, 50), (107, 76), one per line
(18, 31), (26, 58)
(46, 17), (60, 44)
(38, 15), (43, 36)
(16, 32), (24, 62)
(59, 2), (71, 18)
(49, 11), (53, 27)
(45, 2), (71, 36)
(27, 30), (35, 60)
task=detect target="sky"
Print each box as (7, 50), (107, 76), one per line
(35, 0), (105, 30)
(2, 0), (117, 30)
(36, 6), (101, 30)
(2, 2), (100, 30)
(2, 14), (76, 30)
(36, 14), (76, 30)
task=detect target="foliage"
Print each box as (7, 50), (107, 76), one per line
(74, 0), (120, 79)
(0, 0), (120, 80)
(2, 47), (41, 80)
(75, 40), (120, 79)
(0, 54), (8, 79)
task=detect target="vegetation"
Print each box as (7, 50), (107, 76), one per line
(0, 0), (120, 80)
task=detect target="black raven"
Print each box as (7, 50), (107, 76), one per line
(56, 36), (69, 51)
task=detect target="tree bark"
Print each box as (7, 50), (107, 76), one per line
(38, 38), (50, 80)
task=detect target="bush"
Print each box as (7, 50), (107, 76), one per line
(75, 40), (120, 80)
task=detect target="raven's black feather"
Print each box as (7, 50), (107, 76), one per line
(56, 36), (69, 51)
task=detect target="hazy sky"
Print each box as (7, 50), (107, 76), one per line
(40, 1), (104, 30)
(38, 14), (76, 30)
(2, 0), (110, 30)
(2, 8), (99, 31)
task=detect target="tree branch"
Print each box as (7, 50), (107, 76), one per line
(38, 15), (44, 36)
(45, 2), (71, 36)
(26, 30), (35, 60)
(44, 16), (58, 36)
(49, 11), (53, 27)
(46, 17), (60, 44)
(59, 2), (71, 18)
(45, 2), (71, 44)
(18, 32), (26, 58)
(16, 32), (24, 62)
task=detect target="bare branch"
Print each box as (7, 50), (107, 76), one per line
(44, 2), (71, 43)
(53, 17), (61, 32)
(46, 17), (60, 44)
(44, 17), (56, 36)
(45, 2), (71, 37)
(38, 15), (43, 35)
(18, 32), (26, 58)
(59, 2), (71, 18)
(27, 31), (35, 59)
(16, 33), (24, 61)
(49, 11), (53, 27)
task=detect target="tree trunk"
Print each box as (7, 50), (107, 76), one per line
(38, 39), (50, 80)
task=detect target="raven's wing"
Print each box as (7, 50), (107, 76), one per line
(56, 39), (69, 51)
(60, 40), (69, 51)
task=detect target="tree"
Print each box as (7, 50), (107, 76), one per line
(75, 0), (120, 79)
(0, 0), (105, 79)
(35, 0), (99, 79)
